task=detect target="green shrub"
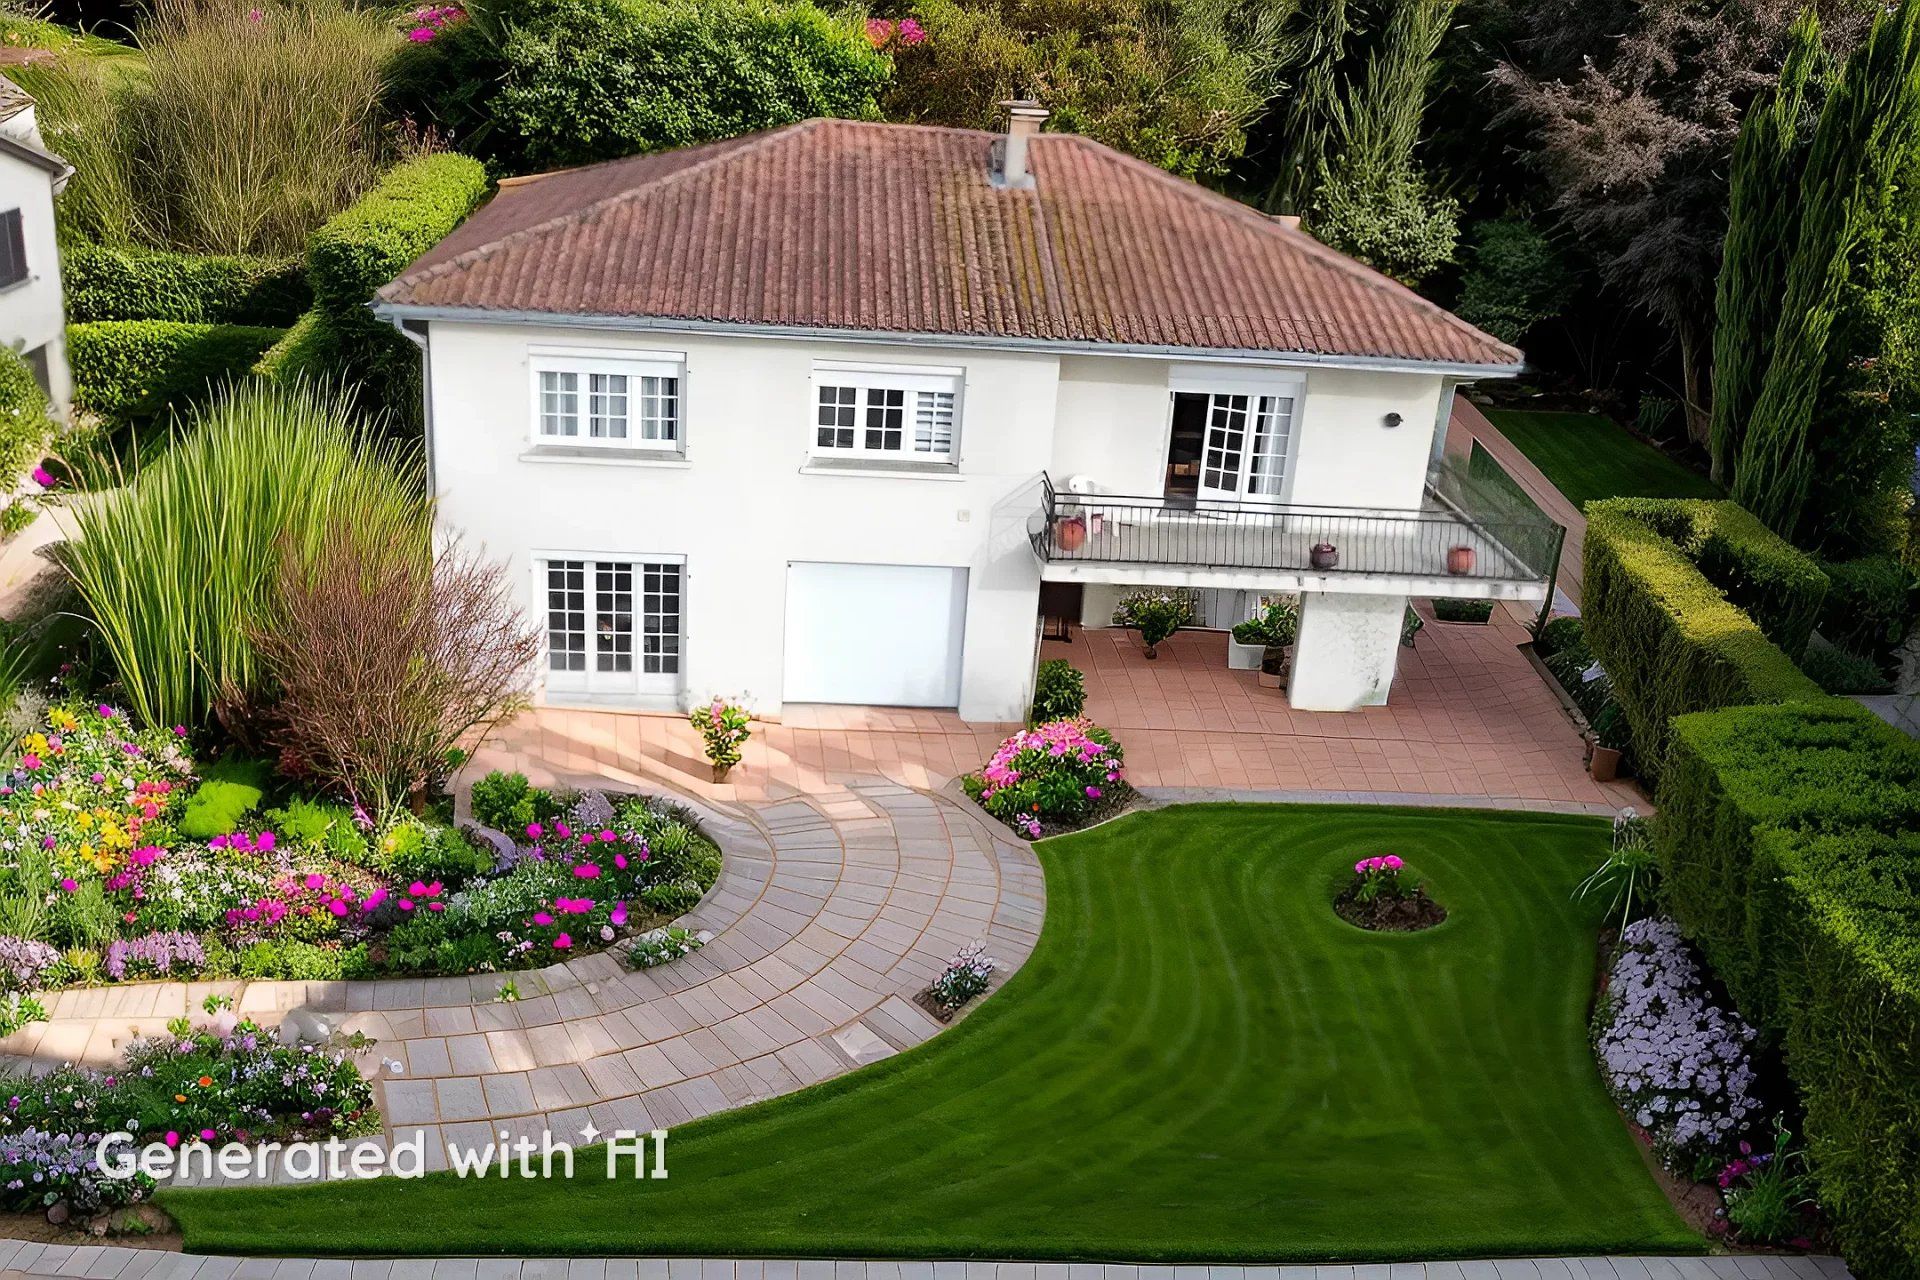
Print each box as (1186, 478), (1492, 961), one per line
(1454, 217), (1575, 345)
(1231, 597), (1298, 648)
(1818, 554), (1917, 668)
(438, 0), (888, 173)
(374, 819), (495, 887)
(470, 770), (538, 834)
(1659, 699), (1920, 1280)
(252, 310), (345, 385)
(1800, 636), (1893, 694)
(0, 347), (50, 494)
(1582, 498), (1825, 780)
(1028, 660), (1086, 725)
(267, 797), (372, 864)
(63, 245), (310, 326)
(177, 779), (265, 839)
(1534, 615), (1585, 660)
(67, 320), (284, 428)
(1431, 598), (1495, 623)
(233, 940), (373, 981)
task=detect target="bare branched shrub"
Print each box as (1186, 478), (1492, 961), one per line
(252, 517), (538, 819)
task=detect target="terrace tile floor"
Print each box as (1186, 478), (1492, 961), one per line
(465, 603), (1635, 814)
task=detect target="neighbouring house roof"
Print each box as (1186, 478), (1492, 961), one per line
(378, 118), (1523, 371)
(0, 130), (70, 181)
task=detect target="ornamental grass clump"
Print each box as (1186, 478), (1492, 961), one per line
(59, 381), (427, 733)
(962, 718), (1127, 838)
(1593, 917), (1763, 1168)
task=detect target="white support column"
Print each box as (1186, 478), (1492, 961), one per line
(1288, 591), (1409, 710)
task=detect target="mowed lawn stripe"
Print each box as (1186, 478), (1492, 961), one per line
(163, 805), (1698, 1261)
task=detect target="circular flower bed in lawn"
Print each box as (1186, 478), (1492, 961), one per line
(0, 705), (722, 990)
(1333, 854), (1447, 932)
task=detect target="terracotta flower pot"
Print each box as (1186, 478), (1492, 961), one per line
(1447, 545), (1476, 575)
(1310, 542), (1339, 570)
(1142, 643), (1158, 659)
(1055, 516), (1087, 552)
(1589, 746), (1622, 783)
(711, 762), (733, 784)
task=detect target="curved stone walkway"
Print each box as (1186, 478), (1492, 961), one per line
(0, 781), (1044, 1176)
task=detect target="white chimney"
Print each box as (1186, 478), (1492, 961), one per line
(997, 99), (1048, 188)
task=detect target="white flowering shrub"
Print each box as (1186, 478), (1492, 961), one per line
(929, 940), (996, 1009)
(1593, 917), (1762, 1166)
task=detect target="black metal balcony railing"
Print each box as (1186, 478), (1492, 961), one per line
(1028, 471), (1564, 586)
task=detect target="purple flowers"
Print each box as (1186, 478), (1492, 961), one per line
(104, 932), (205, 982)
(0, 937), (61, 991)
(1594, 917), (1762, 1166)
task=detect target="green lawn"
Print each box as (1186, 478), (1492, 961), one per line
(1483, 408), (1721, 512)
(164, 806), (1698, 1261)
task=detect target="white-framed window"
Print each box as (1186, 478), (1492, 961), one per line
(810, 363), (960, 462)
(538, 555), (684, 697)
(1169, 367), (1303, 507)
(530, 351), (683, 449)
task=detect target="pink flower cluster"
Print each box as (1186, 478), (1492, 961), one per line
(209, 829), (277, 854)
(1353, 854), (1404, 875)
(865, 16), (927, 46)
(976, 719), (1115, 801)
(403, 3), (465, 42)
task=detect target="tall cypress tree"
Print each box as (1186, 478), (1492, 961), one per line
(1733, 0), (1920, 535)
(1708, 10), (1826, 488)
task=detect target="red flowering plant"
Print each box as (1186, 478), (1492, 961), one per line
(400, 2), (464, 42)
(864, 15), (927, 48)
(962, 718), (1127, 838)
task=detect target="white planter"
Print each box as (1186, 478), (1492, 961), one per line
(1227, 637), (1265, 670)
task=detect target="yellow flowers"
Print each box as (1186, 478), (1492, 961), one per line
(46, 709), (77, 733)
(21, 733), (48, 758)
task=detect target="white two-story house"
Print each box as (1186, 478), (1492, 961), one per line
(376, 108), (1558, 723)
(0, 74), (73, 418)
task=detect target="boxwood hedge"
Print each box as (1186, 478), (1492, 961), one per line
(1582, 498), (1826, 780)
(306, 152), (489, 316)
(1661, 699), (1920, 1280)
(0, 345), (50, 490)
(68, 320), (285, 428)
(63, 244), (310, 326)
(270, 152), (488, 433)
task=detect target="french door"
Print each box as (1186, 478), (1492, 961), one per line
(542, 557), (683, 698)
(1196, 392), (1297, 505)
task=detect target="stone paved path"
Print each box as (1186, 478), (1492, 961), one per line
(0, 1246), (1855, 1280)
(0, 781), (1043, 1176)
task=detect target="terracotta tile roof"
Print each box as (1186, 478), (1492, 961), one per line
(379, 119), (1523, 369)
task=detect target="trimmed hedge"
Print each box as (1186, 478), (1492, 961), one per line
(1660, 699), (1920, 1280)
(1819, 555), (1918, 669)
(63, 244), (310, 326)
(1582, 498), (1826, 780)
(68, 321), (285, 427)
(306, 152), (489, 316)
(273, 153), (488, 435)
(0, 345), (50, 489)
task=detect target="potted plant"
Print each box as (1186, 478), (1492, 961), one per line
(1310, 541), (1339, 570)
(690, 696), (752, 782)
(1430, 597), (1495, 625)
(1111, 589), (1192, 659)
(1446, 545), (1476, 575)
(1230, 597), (1299, 684)
(1589, 701), (1629, 782)
(1400, 606), (1424, 648)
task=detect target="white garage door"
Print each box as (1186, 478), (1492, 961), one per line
(784, 563), (968, 707)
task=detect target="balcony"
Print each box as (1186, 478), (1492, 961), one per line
(1027, 464), (1565, 601)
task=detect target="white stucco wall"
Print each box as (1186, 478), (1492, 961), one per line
(1288, 591), (1410, 710)
(424, 314), (1465, 721)
(426, 321), (1060, 722)
(0, 146), (71, 416)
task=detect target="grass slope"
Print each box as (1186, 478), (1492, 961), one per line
(164, 806), (1698, 1261)
(1484, 409), (1721, 512)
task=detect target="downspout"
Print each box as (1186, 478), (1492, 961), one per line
(386, 315), (436, 496)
